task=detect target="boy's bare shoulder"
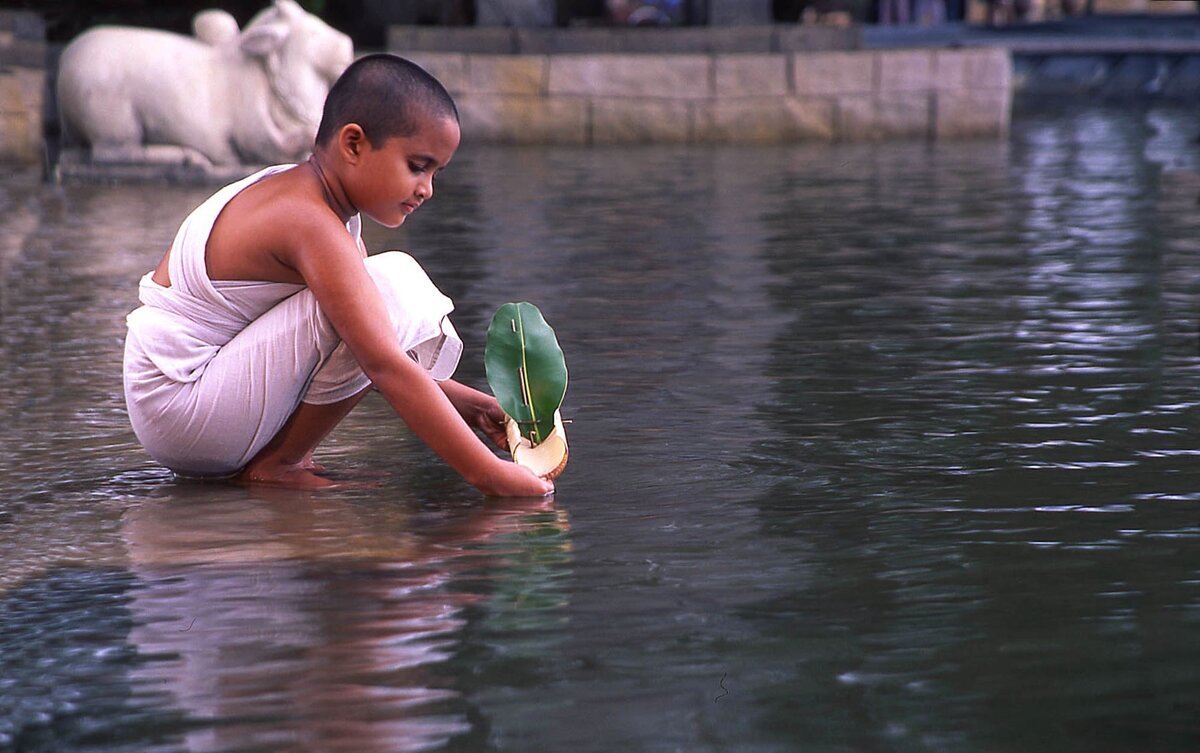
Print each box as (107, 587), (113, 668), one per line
(257, 167), (344, 230)
(240, 169), (352, 240)
(207, 166), (356, 281)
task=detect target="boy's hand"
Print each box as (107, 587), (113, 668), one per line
(478, 460), (555, 497)
(439, 379), (509, 450)
(438, 380), (555, 494)
(468, 402), (508, 450)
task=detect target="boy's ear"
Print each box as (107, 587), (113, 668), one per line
(337, 123), (367, 161)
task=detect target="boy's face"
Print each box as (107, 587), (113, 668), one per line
(351, 114), (461, 228)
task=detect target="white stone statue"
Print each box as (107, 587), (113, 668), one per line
(56, 0), (353, 168)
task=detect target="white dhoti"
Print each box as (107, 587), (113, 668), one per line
(123, 165), (461, 477)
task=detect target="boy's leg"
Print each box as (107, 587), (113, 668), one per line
(231, 252), (455, 487)
(128, 251), (447, 481)
(232, 251), (459, 487)
(237, 389), (368, 488)
(129, 288), (371, 477)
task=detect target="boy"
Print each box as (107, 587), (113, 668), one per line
(123, 54), (554, 496)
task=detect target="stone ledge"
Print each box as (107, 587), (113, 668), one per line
(934, 48), (1011, 92)
(0, 10), (44, 165)
(465, 55), (547, 95)
(877, 49), (935, 92)
(935, 88), (1011, 138)
(0, 38), (46, 69)
(591, 97), (693, 143)
(390, 26), (517, 54)
(776, 26), (862, 52)
(0, 66), (42, 164)
(548, 55), (712, 99)
(695, 96), (835, 143)
(39, 42), (1012, 169)
(793, 51), (874, 96)
(414, 48), (1011, 144)
(836, 92), (933, 141)
(715, 55), (788, 98)
(0, 69), (36, 112)
(54, 149), (261, 184)
(455, 93), (589, 144)
(520, 26), (781, 54)
(388, 24), (861, 55)
(0, 110), (39, 163)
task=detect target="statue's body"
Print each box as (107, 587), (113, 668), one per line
(56, 0), (353, 168)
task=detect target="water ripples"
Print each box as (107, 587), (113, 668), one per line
(2, 103), (1200, 751)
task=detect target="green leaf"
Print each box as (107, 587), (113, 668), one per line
(485, 302), (568, 445)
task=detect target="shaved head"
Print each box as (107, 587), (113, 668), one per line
(314, 53), (458, 148)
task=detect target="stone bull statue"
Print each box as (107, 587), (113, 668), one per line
(56, 0), (353, 168)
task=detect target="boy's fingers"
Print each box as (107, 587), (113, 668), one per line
(478, 419), (506, 449)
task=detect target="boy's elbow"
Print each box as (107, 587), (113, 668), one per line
(360, 353), (421, 391)
(350, 337), (414, 380)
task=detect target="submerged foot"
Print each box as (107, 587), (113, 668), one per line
(236, 460), (337, 490)
(300, 455), (328, 475)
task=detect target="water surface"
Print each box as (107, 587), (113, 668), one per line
(2, 102), (1199, 752)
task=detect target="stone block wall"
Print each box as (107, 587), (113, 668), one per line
(0, 11), (45, 164)
(405, 47), (1011, 144)
(388, 24), (862, 55)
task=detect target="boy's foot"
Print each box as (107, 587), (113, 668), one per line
(300, 456), (328, 475)
(236, 461), (337, 490)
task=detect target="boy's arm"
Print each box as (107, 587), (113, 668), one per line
(289, 220), (552, 496)
(375, 359), (550, 494)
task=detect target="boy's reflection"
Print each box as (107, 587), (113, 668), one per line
(122, 485), (569, 752)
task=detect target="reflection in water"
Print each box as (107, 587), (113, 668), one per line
(2, 103), (1200, 751)
(1, 483), (570, 751)
(123, 487), (569, 752)
(739, 105), (1200, 750)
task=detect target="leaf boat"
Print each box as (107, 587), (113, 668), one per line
(485, 302), (569, 479)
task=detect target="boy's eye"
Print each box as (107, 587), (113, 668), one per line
(408, 162), (426, 174)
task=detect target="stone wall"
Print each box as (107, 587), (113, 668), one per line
(403, 48), (1012, 144)
(0, 11), (45, 165)
(389, 24), (862, 55)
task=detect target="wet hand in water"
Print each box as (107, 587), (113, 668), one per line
(480, 458), (555, 497)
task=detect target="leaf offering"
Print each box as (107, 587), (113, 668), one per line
(485, 302), (569, 478)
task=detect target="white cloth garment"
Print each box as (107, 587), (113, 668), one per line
(123, 164), (462, 476)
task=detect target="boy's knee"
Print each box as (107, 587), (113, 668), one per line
(363, 251), (432, 309)
(364, 250), (416, 277)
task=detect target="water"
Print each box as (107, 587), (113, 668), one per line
(2, 102), (1199, 752)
